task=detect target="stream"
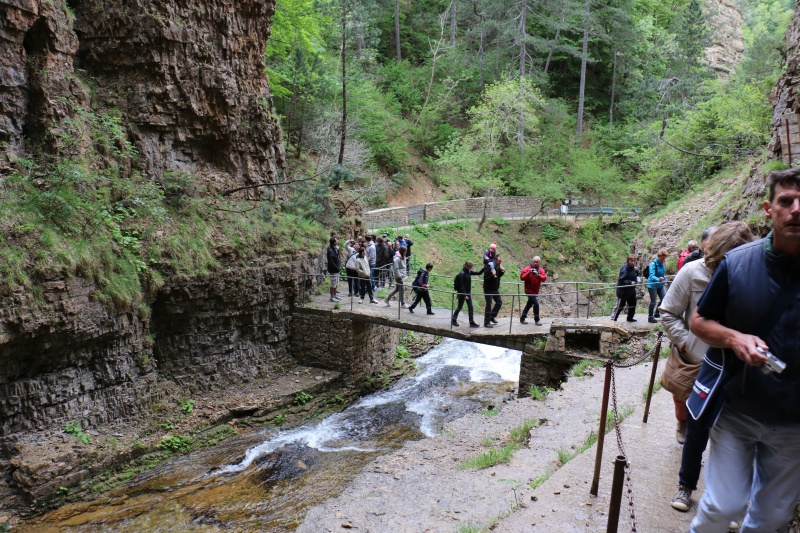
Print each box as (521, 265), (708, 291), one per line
(31, 340), (521, 532)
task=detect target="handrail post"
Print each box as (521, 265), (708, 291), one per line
(607, 455), (627, 533)
(450, 292), (455, 330)
(509, 294), (514, 333)
(643, 332), (663, 423)
(590, 360), (613, 497)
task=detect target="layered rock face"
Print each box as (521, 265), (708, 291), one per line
(0, 254), (323, 502)
(770, 6), (800, 156)
(1, 0), (284, 194)
(705, 0), (745, 75)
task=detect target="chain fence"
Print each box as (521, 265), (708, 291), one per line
(592, 332), (664, 532)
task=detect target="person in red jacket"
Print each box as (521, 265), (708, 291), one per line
(520, 256), (547, 325)
(677, 240), (698, 271)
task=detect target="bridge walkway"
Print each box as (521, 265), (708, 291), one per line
(301, 294), (656, 352)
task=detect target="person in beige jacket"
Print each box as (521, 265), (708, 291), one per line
(659, 222), (755, 515)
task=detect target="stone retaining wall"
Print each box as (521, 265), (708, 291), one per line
(290, 309), (399, 383)
(365, 197), (543, 230)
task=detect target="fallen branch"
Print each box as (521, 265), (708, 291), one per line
(222, 175), (317, 196)
(660, 137), (724, 159)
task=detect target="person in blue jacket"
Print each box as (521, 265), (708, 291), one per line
(647, 249), (669, 323)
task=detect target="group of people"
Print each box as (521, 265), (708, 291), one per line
(450, 243), (547, 328)
(633, 168), (800, 533)
(327, 232), (436, 312)
(326, 233), (414, 304)
(327, 238), (548, 328)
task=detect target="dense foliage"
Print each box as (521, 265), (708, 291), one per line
(268, 0), (794, 212)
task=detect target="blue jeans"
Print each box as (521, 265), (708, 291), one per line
(690, 407), (800, 532)
(648, 286), (665, 318)
(679, 414), (710, 490)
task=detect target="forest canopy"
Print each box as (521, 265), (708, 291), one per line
(266, 0), (795, 220)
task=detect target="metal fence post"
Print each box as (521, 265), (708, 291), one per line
(643, 332), (663, 423)
(450, 293), (455, 330)
(509, 294), (515, 333)
(590, 360), (613, 497)
(607, 455), (627, 533)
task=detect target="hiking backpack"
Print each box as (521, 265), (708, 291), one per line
(412, 268), (425, 287)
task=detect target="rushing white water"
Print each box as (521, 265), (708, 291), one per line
(218, 339), (521, 473)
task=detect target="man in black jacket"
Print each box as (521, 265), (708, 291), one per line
(408, 263), (435, 315)
(326, 236), (341, 302)
(482, 255), (505, 327)
(452, 261), (484, 327)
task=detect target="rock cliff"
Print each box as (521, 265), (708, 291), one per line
(770, 4), (800, 158)
(705, 0), (745, 75)
(1, 0), (284, 195)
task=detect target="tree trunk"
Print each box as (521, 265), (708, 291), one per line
(517, 0), (527, 146)
(609, 47), (617, 125)
(474, 4), (485, 91)
(295, 100), (305, 159)
(338, 0), (347, 166)
(576, 0), (590, 140)
(543, 9), (565, 75)
(449, 0), (457, 45)
(395, 0), (402, 61)
(518, 0), (527, 79)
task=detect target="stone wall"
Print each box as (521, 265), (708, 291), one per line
(0, 0), (284, 195)
(518, 324), (640, 396)
(365, 196), (543, 230)
(151, 256), (320, 391)
(290, 309), (399, 383)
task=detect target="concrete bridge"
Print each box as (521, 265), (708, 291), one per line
(293, 294), (657, 395)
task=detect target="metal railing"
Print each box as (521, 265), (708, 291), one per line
(300, 269), (672, 335)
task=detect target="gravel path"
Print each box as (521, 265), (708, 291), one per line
(299, 355), (702, 532)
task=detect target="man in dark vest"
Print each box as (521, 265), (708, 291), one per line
(689, 168), (800, 532)
(482, 255), (505, 328)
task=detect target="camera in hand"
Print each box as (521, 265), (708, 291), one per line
(756, 347), (787, 375)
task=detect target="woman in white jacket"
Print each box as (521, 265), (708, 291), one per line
(355, 248), (377, 304)
(660, 222), (754, 514)
(384, 246), (408, 307)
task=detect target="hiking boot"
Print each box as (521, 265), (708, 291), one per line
(520, 318), (529, 324)
(451, 318), (459, 327)
(649, 317), (658, 323)
(370, 299), (379, 304)
(426, 311), (435, 315)
(490, 318), (498, 324)
(408, 307), (415, 313)
(484, 323), (494, 328)
(383, 299), (391, 306)
(469, 322), (480, 328)
(671, 486), (692, 512)
(677, 421), (687, 445)
(627, 318), (638, 322)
